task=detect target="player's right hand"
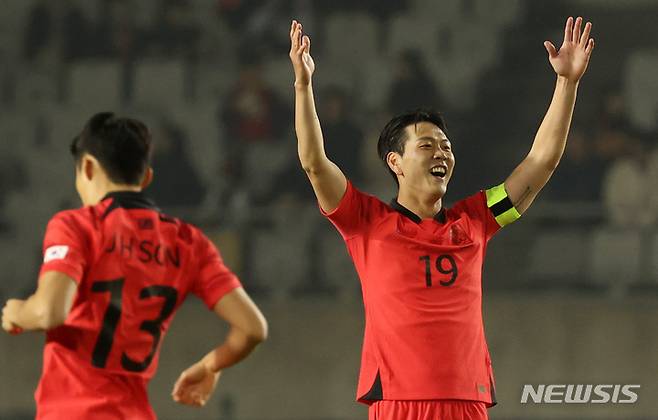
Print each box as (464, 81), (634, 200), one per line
(172, 359), (221, 407)
(2, 299), (24, 334)
(289, 20), (315, 87)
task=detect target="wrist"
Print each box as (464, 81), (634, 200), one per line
(13, 302), (27, 327)
(201, 351), (220, 374)
(294, 80), (312, 90)
(556, 75), (579, 89)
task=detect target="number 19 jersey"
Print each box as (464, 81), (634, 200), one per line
(322, 182), (519, 406)
(35, 191), (241, 419)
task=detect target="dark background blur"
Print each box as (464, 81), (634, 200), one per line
(0, 0), (657, 419)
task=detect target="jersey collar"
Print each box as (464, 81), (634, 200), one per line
(101, 191), (159, 218)
(389, 199), (446, 224)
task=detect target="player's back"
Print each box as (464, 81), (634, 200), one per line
(36, 191), (235, 419)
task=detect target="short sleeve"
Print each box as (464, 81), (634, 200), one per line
(191, 232), (242, 310)
(39, 212), (89, 284)
(455, 184), (520, 242)
(320, 181), (387, 240)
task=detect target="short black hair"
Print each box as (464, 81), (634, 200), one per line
(377, 109), (448, 184)
(70, 112), (152, 185)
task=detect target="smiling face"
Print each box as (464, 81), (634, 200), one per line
(387, 121), (455, 200)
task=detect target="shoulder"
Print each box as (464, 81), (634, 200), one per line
(448, 191), (487, 219)
(166, 217), (213, 254)
(48, 207), (94, 232)
(323, 181), (391, 219)
(179, 219), (204, 244)
(321, 181), (394, 240)
(43, 208), (97, 251)
(348, 182), (392, 216)
(355, 184), (391, 211)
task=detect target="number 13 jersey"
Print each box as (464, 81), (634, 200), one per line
(322, 181), (520, 406)
(36, 191), (241, 419)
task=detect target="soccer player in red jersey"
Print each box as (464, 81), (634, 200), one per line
(289, 16), (594, 420)
(1, 113), (268, 419)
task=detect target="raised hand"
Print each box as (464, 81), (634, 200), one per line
(544, 17), (595, 82)
(289, 20), (315, 86)
(171, 360), (221, 407)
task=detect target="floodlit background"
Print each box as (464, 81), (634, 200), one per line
(1, 0), (657, 419)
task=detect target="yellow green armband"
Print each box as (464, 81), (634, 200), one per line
(485, 183), (521, 227)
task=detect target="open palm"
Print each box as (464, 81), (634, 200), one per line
(172, 361), (221, 407)
(544, 17), (595, 82)
(289, 20), (315, 86)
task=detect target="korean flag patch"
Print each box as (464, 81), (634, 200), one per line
(44, 245), (69, 263)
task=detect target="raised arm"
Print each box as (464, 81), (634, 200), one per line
(289, 20), (347, 213)
(505, 17), (595, 213)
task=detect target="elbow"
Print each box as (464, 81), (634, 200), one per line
(253, 318), (269, 344)
(246, 317), (268, 344)
(300, 161), (319, 176)
(41, 309), (67, 330)
(36, 303), (68, 330)
(544, 156), (561, 172)
(527, 152), (561, 173)
(299, 154), (328, 176)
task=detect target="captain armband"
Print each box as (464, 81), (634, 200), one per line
(485, 183), (521, 227)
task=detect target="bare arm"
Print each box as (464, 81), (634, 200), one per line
(2, 271), (77, 333)
(172, 287), (267, 407)
(289, 20), (347, 213)
(505, 17), (595, 213)
(203, 287), (268, 370)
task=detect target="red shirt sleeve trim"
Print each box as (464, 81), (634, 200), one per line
(202, 276), (242, 310)
(39, 261), (84, 284)
(318, 180), (352, 217)
(478, 190), (501, 240)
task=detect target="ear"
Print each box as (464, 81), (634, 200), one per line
(140, 167), (154, 189)
(82, 156), (95, 181)
(386, 152), (404, 177)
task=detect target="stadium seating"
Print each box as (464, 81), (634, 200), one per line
(527, 229), (588, 286)
(0, 0), (655, 300)
(324, 13), (380, 66)
(651, 232), (658, 285)
(69, 60), (122, 110)
(647, 148), (658, 225)
(588, 227), (643, 290)
(262, 57), (295, 101)
(316, 224), (360, 296)
(0, 0), (32, 58)
(601, 156), (651, 227)
(250, 202), (316, 299)
(625, 49), (658, 131)
(387, 12), (440, 57)
(133, 59), (186, 108)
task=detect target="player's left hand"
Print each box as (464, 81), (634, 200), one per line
(2, 299), (25, 334)
(544, 16), (595, 82)
(172, 359), (221, 407)
(289, 20), (315, 87)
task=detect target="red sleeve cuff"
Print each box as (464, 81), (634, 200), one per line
(39, 261), (84, 284)
(202, 275), (242, 310)
(318, 180), (352, 218)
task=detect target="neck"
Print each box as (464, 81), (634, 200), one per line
(396, 188), (442, 220)
(90, 181), (141, 205)
(103, 184), (141, 196)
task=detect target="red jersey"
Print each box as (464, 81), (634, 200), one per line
(322, 181), (520, 406)
(35, 191), (241, 419)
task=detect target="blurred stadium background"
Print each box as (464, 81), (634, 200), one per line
(0, 0), (657, 419)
